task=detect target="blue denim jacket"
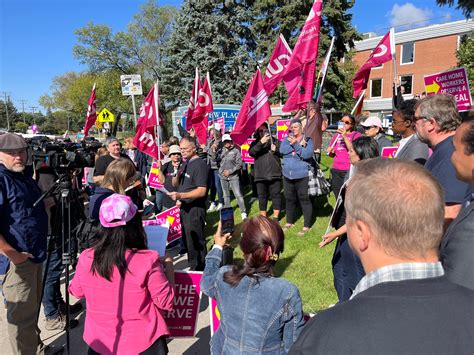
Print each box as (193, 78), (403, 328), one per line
(201, 247), (305, 354)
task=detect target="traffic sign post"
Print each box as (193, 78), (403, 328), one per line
(121, 75), (143, 128)
(97, 108), (115, 123)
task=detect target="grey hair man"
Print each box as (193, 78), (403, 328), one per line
(414, 94), (473, 227)
(290, 159), (474, 354)
(440, 116), (474, 290)
(93, 137), (131, 183)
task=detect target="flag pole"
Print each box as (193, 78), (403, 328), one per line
(350, 90), (365, 115)
(316, 36), (335, 103)
(154, 81), (161, 161)
(390, 28), (397, 84)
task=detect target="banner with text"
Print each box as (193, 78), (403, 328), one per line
(155, 206), (182, 243)
(424, 67), (472, 112)
(148, 162), (164, 189)
(165, 271), (202, 337)
(277, 119), (291, 140)
(241, 139), (255, 164)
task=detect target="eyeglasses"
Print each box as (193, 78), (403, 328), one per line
(363, 126), (378, 130)
(413, 116), (428, 122)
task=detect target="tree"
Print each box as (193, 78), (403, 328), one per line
(14, 122), (28, 133)
(160, 1), (255, 107)
(436, 0), (473, 18)
(457, 32), (474, 96)
(249, 0), (360, 112)
(0, 99), (21, 130)
(73, 1), (177, 79)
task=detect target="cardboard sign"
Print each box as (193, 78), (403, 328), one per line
(216, 116), (225, 134)
(381, 146), (398, 158)
(424, 67), (472, 112)
(277, 119), (291, 140)
(165, 271), (203, 337)
(240, 139), (255, 164)
(155, 206), (182, 243)
(148, 162), (164, 189)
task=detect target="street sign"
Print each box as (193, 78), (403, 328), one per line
(424, 67), (472, 112)
(120, 74), (143, 96)
(95, 121), (103, 129)
(97, 108), (115, 123)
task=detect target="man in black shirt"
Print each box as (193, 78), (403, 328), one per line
(169, 136), (208, 271)
(93, 137), (131, 183)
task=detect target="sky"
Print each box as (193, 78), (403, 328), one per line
(0, 0), (467, 114)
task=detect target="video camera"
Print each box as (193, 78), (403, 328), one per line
(29, 136), (102, 172)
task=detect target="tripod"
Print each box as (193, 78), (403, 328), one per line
(35, 170), (86, 354)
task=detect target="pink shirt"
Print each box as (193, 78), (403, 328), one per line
(329, 131), (362, 171)
(69, 249), (174, 355)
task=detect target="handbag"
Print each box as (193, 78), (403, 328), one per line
(308, 164), (331, 197)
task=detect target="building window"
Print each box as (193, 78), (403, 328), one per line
(370, 78), (382, 98)
(373, 63), (383, 69)
(400, 75), (413, 95)
(401, 42), (414, 64)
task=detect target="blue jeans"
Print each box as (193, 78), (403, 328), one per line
(42, 238), (64, 319)
(332, 235), (365, 302)
(209, 169), (224, 204)
(221, 177), (246, 214)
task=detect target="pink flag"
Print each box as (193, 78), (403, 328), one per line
(353, 30), (394, 98)
(191, 73), (213, 145)
(133, 84), (159, 159)
(83, 84), (97, 136)
(282, 0), (323, 112)
(263, 34), (292, 96)
(231, 69), (271, 146)
(185, 68), (201, 130)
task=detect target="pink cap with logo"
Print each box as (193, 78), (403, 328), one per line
(99, 194), (138, 228)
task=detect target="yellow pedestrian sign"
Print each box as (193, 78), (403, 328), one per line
(97, 108), (115, 123)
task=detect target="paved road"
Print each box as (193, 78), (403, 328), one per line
(0, 248), (211, 355)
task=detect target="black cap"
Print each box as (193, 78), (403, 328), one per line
(0, 133), (28, 151)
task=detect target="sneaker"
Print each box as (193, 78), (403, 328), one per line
(207, 203), (216, 212)
(216, 203), (223, 211)
(59, 302), (83, 316)
(45, 313), (79, 331)
(241, 213), (248, 220)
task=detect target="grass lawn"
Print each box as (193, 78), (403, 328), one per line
(204, 155), (338, 313)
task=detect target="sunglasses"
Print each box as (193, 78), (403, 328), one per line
(341, 120), (352, 125)
(363, 126), (378, 130)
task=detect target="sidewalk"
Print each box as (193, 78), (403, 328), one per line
(0, 248), (211, 355)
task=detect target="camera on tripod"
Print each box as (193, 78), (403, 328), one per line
(29, 136), (102, 172)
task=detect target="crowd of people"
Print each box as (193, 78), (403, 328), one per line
(0, 93), (473, 354)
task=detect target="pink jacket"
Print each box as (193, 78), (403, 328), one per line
(69, 248), (174, 355)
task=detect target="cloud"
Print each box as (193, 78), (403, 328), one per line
(389, 3), (433, 29)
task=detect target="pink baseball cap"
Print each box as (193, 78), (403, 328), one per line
(99, 194), (138, 228)
(361, 116), (383, 129)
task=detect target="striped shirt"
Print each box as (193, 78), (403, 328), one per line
(351, 262), (444, 299)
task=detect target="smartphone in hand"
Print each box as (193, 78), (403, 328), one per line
(220, 207), (234, 234)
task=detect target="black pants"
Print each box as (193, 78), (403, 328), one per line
(331, 168), (347, 199)
(180, 205), (207, 271)
(256, 179), (282, 212)
(88, 335), (168, 355)
(283, 177), (312, 228)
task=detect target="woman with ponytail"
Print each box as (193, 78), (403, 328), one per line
(201, 216), (305, 354)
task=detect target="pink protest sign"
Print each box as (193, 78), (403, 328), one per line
(381, 146), (398, 158)
(277, 119), (291, 140)
(147, 162), (164, 189)
(155, 206), (182, 243)
(240, 139), (255, 164)
(216, 116), (225, 134)
(210, 297), (220, 336)
(424, 67), (472, 112)
(165, 271), (202, 337)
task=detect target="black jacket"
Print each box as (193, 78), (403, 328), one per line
(248, 138), (282, 182)
(290, 276), (474, 355)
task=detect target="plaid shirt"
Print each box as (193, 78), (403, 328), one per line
(351, 262), (444, 299)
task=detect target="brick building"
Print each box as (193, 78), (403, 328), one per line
(354, 19), (474, 116)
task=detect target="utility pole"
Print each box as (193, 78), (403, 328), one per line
(1, 92), (11, 131)
(18, 99), (27, 123)
(30, 106), (37, 125)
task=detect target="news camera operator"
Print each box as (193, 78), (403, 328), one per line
(0, 133), (52, 354)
